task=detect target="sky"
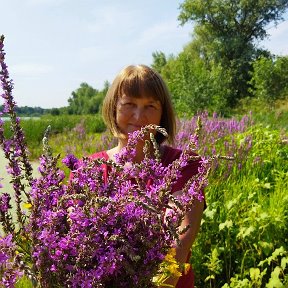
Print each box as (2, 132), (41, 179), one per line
(1, 0), (288, 109)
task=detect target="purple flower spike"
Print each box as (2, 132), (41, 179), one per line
(62, 154), (79, 170)
(0, 193), (11, 213)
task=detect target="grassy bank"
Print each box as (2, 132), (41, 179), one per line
(2, 114), (106, 160)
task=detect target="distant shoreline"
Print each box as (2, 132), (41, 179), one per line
(0, 116), (40, 121)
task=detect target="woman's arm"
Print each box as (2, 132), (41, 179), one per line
(163, 191), (204, 287)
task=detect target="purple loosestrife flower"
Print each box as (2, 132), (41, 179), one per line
(0, 35), (34, 230)
(62, 154), (79, 170)
(0, 193), (11, 213)
(0, 234), (23, 287)
(175, 112), (253, 178)
(0, 192), (15, 236)
(27, 125), (209, 287)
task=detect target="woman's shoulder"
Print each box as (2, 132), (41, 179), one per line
(161, 145), (198, 166)
(89, 151), (109, 160)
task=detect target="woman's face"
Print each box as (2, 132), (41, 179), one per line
(116, 94), (162, 137)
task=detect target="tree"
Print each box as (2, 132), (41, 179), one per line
(160, 49), (232, 116)
(249, 55), (288, 102)
(178, 0), (288, 105)
(50, 107), (60, 116)
(151, 51), (168, 74)
(67, 82), (109, 115)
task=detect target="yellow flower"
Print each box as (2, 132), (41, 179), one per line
(23, 202), (32, 209)
(164, 248), (176, 262)
(153, 248), (188, 286)
(183, 263), (191, 275)
(163, 248), (182, 277)
(167, 262), (182, 277)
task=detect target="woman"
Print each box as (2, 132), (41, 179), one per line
(91, 64), (204, 287)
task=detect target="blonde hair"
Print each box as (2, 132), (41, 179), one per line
(102, 64), (176, 144)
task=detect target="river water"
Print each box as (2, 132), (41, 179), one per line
(0, 117), (40, 121)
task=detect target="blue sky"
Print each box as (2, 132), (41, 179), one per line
(1, 1), (288, 108)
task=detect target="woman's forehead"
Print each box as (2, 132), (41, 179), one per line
(120, 93), (159, 102)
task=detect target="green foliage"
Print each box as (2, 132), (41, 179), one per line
(249, 56), (288, 102)
(0, 106), (47, 117)
(67, 81), (109, 115)
(175, 0), (288, 106)
(192, 124), (288, 287)
(149, 1), (288, 117)
(178, 0), (287, 62)
(15, 276), (34, 288)
(160, 50), (232, 116)
(151, 51), (168, 74)
(233, 97), (288, 131)
(178, 0), (288, 46)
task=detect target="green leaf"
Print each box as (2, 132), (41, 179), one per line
(263, 182), (271, 189)
(281, 257), (288, 270)
(237, 226), (255, 239)
(219, 220), (233, 231)
(250, 267), (260, 281)
(266, 266), (284, 288)
(204, 208), (216, 219)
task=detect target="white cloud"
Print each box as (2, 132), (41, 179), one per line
(136, 19), (192, 54)
(260, 19), (288, 55)
(266, 19), (288, 37)
(9, 63), (54, 78)
(24, 0), (67, 6)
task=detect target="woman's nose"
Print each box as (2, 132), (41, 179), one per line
(133, 106), (145, 120)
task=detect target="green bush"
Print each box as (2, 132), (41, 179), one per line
(192, 125), (288, 287)
(249, 56), (288, 102)
(161, 51), (233, 117)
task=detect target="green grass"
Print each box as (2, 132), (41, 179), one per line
(233, 97), (288, 131)
(15, 276), (34, 288)
(3, 114), (107, 160)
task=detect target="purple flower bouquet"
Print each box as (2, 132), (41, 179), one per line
(0, 35), (208, 287)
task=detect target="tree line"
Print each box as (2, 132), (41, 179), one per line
(3, 0), (288, 117)
(0, 105), (47, 117)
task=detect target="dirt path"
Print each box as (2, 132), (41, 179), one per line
(1, 149), (41, 234)
(0, 149), (39, 195)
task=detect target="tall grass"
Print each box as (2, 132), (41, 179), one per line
(3, 114), (106, 159)
(233, 97), (288, 131)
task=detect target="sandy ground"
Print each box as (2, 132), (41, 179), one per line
(0, 149), (39, 200)
(1, 149), (41, 234)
